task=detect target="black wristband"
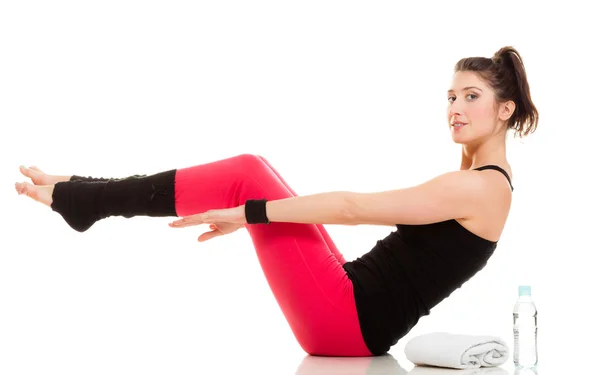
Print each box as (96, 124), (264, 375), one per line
(245, 199), (270, 224)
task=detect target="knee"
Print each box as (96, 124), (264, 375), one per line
(231, 153), (271, 175)
(229, 153), (274, 184)
(234, 153), (268, 166)
(228, 153), (291, 200)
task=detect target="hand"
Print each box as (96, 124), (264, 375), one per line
(168, 205), (247, 241)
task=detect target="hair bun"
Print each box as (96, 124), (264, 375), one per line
(493, 46), (521, 68)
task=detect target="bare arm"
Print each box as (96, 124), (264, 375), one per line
(343, 170), (492, 226)
(265, 191), (358, 225)
(170, 170), (501, 230)
(265, 170), (493, 226)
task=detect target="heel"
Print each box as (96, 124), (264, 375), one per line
(51, 180), (105, 232)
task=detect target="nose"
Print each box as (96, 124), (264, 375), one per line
(448, 105), (461, 117)
(448, 100), (464, 117)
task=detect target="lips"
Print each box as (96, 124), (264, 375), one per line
(451, 120), (467, 127)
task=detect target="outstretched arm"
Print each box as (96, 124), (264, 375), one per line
(265, 170), (492, 226)
(169, 170), (497, 229)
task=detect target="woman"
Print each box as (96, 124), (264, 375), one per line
(15, 45), (538, 357)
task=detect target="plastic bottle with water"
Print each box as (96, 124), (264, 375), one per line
(513, 285), (538, 368)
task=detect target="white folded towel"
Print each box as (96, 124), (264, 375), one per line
(404, 332), (509, 369)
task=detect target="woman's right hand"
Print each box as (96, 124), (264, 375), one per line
(197, 222), (245, 242)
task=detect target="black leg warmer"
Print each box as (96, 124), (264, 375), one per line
(50, 169), (177, 232)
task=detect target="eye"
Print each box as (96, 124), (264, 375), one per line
(466, 94), (478, 100)
(447, 96), (456, 103)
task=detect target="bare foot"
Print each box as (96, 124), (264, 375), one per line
(19, 165), (71, 186)
(15, 182), (54, 207)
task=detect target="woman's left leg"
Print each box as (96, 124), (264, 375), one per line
(172, 154), (372, 356)
(42, 154), (372, 356)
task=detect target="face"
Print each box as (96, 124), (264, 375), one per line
(447, 71), (505, 145)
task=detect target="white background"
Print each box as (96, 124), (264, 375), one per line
(1, 1), (598, 374)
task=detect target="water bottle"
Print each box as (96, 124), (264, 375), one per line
(513, 285), (538, 368)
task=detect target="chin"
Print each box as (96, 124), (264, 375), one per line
(450, 129), (473, 145)
(450, 135), (465, 145)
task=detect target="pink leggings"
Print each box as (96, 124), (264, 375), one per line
(173, 154), (372, 356)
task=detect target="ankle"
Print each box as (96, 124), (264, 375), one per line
(50, 175), (72, 185)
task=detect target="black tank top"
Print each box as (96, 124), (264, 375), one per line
(342, 165), (513, 355)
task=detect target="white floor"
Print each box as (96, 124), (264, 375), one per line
(0, 334), (539, 374)
(294, 354), (530, 374)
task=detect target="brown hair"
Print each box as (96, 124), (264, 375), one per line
(454, 46), (539, 138)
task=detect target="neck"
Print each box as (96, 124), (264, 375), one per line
(460, 132), (508, 170)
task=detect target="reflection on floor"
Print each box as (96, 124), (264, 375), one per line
(294, 353), (535, 375)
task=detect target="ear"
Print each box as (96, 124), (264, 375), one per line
(498, 100), (516, 121)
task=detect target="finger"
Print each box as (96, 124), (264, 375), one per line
(169, 216), (203, 228)
(169, 220), (190, 228)
(170, 222), (198, 228)
(198, 230), (222, 242)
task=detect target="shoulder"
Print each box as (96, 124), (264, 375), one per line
(451, 167), (513, 241)
(469, 166), (514, 200)
(438, 166), (512, 191)
(425, 168), (508, 197)
(424, 168), (512, 217)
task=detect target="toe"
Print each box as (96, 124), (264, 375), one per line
(21, 182), (31, 195)
(19, 165), (31, 177)
(15, 182), (27, 195)
(19, 165), (48, 185)
(18, 182), (33, 196)
(16, 181), (52, 206)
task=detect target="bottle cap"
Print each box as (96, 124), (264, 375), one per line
(518, 285), (531, 296)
